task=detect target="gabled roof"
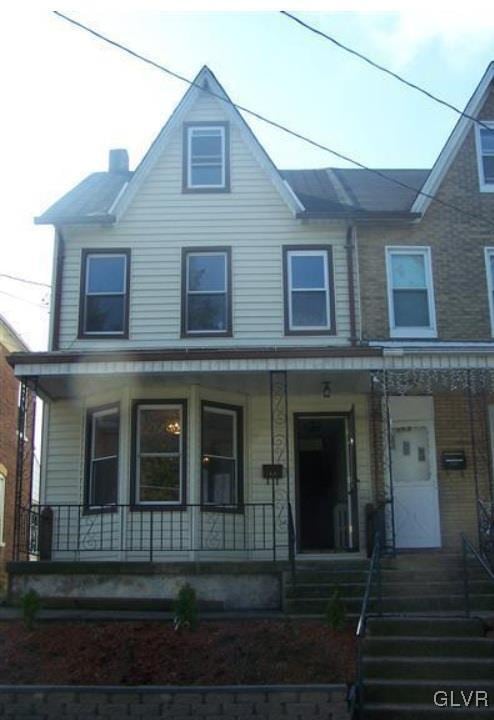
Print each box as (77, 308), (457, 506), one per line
(411, 61), (494, 215)
(0, 313), (29, 352)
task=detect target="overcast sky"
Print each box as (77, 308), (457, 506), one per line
(2, 7), (494, 351)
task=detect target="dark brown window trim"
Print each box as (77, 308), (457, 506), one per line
(50, 229), (65, 352)
(130, 399), (187, 510)
(200, 400), (244, 513)
(282, 245), (337, 337)
(182, 121), (230, 194)
(78, 248), (131, 340)
(84, 402), (121, 513)
(181, 246), (233, 338)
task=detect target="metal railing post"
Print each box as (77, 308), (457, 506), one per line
(272, 503), (276, 563)
(462, 535), (470, 617)
(149, 511), (154, 563)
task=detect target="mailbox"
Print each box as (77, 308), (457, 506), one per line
(262, 464), (283, 481)
(441, 450), (466, 471)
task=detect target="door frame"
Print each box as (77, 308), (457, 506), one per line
(391, 417), (442, 549)
(293, 411), (357, 553)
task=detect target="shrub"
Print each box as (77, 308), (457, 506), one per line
(173, 583), (198, 631)
(325, 588), (346, 631)
(21, 589), (41, 630)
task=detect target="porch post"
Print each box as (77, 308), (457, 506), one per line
(269, 370), (290, 559)
(467, 370), (482, 548)
(13, 379), (28, 561)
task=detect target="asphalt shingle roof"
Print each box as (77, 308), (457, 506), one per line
(35, 166), (429, 225)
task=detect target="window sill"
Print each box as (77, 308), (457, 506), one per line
(390, 329), (437, 339)
(130, 503), (187, 512)
(78, 333), (128, 340)
(83, 505), (118, 516)
(201, 504), (244, 515)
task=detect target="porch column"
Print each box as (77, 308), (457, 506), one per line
(269, 371), (291, 558)
(13, 379), (28, 561)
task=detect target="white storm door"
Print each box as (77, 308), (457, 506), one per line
(391, 421), (441, 548)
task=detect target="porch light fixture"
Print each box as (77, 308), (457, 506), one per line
(322, 381), (332, 399)
(166, 421), (181, 435)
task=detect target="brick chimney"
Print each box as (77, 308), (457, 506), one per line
(109, 148), (129, 174)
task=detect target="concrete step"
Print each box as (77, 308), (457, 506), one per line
(364, 679), (494, 705)
(363, 656), (494, 681)
(285, 580), (494, 599)
(287, 570), (369, 584)
(364, 702), (494, 719)
(364, 635), (494, 658)
(284, 594), (494, 614)
(367, 617), (485, 637)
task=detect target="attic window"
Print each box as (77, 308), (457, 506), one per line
(183, 122), (229, 192)
(476, 123), (494, 191)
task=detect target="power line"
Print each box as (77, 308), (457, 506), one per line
(281, 11), (493, 133)
(53, 11), (494, 230)
(0, 273), (51, 288)
(0, 289), (50, 310)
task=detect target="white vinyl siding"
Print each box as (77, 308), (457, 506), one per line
(386, 246), (437, 339)
(57, 92), (355, 349)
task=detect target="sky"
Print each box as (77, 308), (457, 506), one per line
(1, 7), (494, 351)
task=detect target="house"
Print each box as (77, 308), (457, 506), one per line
(0, 314), (35, 591)
(7, 64), (494, 610)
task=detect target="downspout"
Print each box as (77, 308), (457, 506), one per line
(345, 223), (358, 346)
(50, 228), (65, 352)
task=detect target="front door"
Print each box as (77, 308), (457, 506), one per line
(391, 421), (441, 548)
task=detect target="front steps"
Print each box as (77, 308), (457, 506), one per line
(363, 617), (494, 719)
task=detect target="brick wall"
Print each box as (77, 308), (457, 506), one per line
(0, 685), (349, 719)
(0, 343), (34, 585)
(358, 85), (494, 342)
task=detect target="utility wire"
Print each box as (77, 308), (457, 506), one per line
(0, 273), (51, 288)
(281, 11), (493, 133)
(53, 11), (494, 229)
(0, 289), (49, 310)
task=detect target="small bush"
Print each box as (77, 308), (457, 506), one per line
(21, 589), (41, 630)
(325, 588), (346, 631)
(173, 583), (198, 631)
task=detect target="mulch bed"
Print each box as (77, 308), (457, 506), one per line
(0, 620), (356, 685)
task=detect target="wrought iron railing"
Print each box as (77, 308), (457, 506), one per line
(287, 501), (296, 585)
(350, 530), (382, 719)
(478, 500), (494, 570)
(461, 532), (494, 617)
(17, 503), (282, 562)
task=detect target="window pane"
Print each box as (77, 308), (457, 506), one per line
(391, 254), (426, 288)
(191, 132), (222, 158)
(202, 457), (235, 504)
(140, 457), (180, 502)
(139, 408), (181, 454)
(91, 457), (118, 505)
(87, 256), (125, 293)
(292, 291), (327, 327)
(190, 165), (223, 186)
(86, 296), (124, 332)
(203, 409), (234, 457)
(291, 255), (325, 289)
(188, 254), (226, 291)
(93, 412), (119, 459)
(188, 294), (226, 331)
(394, 289), (430, 327)
(481, 128), (494, 153)
(483, 156), (494, 183)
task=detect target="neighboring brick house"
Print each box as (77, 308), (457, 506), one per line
(0, 315), (35, 588)
(5, 63), (494, 608)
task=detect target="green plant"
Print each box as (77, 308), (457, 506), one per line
(21, 589), (41, 630)
(325, 588), (346, 631)
(173, 583), (198, 631)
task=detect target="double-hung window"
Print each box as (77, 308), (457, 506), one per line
(85, 405), (120, 508)
(284, 247), (334, 334)
(476, 123), (494, 191)
(201, 403), (243, 507)
(80, 250), (130, 337)
(182, 248), (231, 336)
(484, 248), (494, 335)
(133, 402), (186, 506)
(184, 123), (229, 191)
(386, 247), (436, 338)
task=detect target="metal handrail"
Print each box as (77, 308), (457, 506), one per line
(287, 501), (296, 586)
(461, 532), (494, 617)
(478, 500), (494, 569)
(351, 531), (382, 719)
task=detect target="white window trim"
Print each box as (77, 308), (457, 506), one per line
(484, 247), (494, 336)
(88, 407), (119, 509)
(202, 405), (238, 506)
(187, 125), (226, 189)
(0, 474), (5, 547)
(185, 251), (228, 335)
(287, 250), (331, 332)
(475, 122), (494, 193)
(385, 246), (437, 339)
(84, 253), (128, 336)
(136, 403), (184, 505)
